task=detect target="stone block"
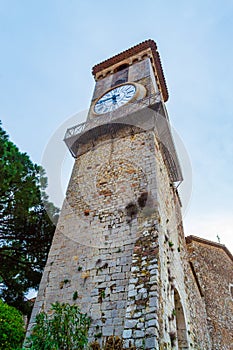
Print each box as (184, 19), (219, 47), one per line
(123, 329), (132, 339)
(133, 311), (142, 318)
(128, 289), (137, 297)
(102, 326), (114, 336)
(146, 327), (156, 337)
(149, 297), (158, 308)
(129, 278), (138, 284)
(125, 319), (137, 328)
(145, 337), (156, 349)
(113, 317), (123, 326)
(117, 300), (125, 309)
(134, 330), (145, 338)
(136, 322), (144, 329)
(115, 285), (125, 293)
(135, 339), (143, 347)
(147, 319), (159, 328)
(128, 283), (136, 291)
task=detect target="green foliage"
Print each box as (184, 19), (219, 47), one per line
(25, 302), (91, 350)
(100, 290), (105, 299)
(0, 300), (25, 349)
(94, 332), (102, 340)
(0, 122), (59, 316)
(73, 291), (78, 300)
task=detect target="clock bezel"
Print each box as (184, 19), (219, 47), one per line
(93, 82), (146, 116)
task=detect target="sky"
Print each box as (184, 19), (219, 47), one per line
(0, 0), (233, 253)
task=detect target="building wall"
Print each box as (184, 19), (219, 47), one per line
(152, 137), (212, 350)
(28, 128), (161, 348)
(27, 126), (216, 350)
(187, 240), (233, 350)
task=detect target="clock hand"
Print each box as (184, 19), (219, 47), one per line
(112, 93), (120, 102)
(98, 93), (120, 104)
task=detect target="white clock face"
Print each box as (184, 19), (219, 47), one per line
(94, 84), (136, 115)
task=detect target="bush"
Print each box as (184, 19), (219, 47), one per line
(0, 300), (25, 349)
(25, 302), (91, 349)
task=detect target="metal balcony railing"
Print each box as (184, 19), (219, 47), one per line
(64, 92), (161, 141)
(63, 92), (183, 183)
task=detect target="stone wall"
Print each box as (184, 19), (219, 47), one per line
(27, 128), (161, 348)
(26, 40), (233, 348)
(186, 238), (233, 350)
(27, 124), (219, 349)
(150, 135), (212, 349)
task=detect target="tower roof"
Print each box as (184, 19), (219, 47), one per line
(92, 39), (169, 102)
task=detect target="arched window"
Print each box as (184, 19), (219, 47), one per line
(174, 289), (189, 349)
(111, 64), (129, 87)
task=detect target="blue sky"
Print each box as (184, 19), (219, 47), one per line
(1, 0), (233, 253)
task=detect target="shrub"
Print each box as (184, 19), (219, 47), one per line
(0, 300), (25, 349)
(25, 302), (91, 349)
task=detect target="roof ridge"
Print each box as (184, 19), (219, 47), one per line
(186, 235), (233, 262)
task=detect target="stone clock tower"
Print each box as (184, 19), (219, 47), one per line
(27, 40), (214, 349)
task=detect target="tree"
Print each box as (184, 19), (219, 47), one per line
(25, 302), (91, 350)
(0, 299), (25, 349)
(0, 122), (59, 316)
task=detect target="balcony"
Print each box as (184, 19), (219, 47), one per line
(64, 92), (183, 183)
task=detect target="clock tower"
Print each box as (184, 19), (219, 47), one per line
(27, 40), (211, 349)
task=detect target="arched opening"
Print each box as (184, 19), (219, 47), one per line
(174, 289), (189, 349)
(115, 63), (129, 72)
(111, 64), (129, 87)
(230, 284), (233, 300)
(142, 53), (149, 60)
(113, 79), (126, 86)
(132, 58), (139, 64)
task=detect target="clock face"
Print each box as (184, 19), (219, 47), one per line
(94, 84), (136, 115)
